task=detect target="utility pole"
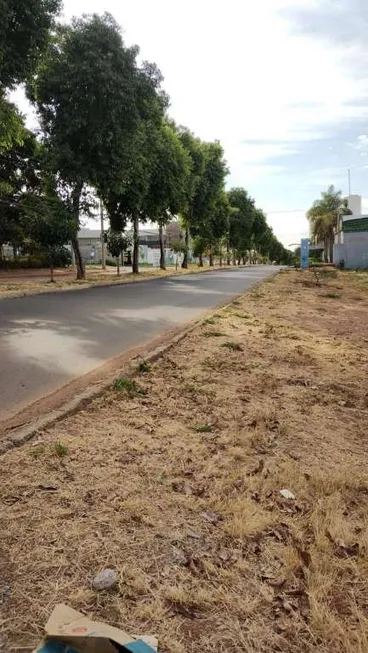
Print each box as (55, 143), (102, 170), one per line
(100, 200), (106, 270)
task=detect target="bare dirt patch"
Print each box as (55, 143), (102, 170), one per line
(1, 269), (368, 652)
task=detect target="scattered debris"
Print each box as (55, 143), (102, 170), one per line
(33, 603), (157, 652)
(172, 481), (192, 495)
(171, 545), (188, 566)
(201, 509), (222, 525)
(279, 489), (296, 500)
(92, 568), (118, 591)
(248, 458), (264, 475)
(37, 484), (58, 492)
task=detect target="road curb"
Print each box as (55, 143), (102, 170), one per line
(0, 269), (280, 455)
(0, 324), (198, 455)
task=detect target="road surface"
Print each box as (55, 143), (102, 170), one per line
(0, 266), (276, 420)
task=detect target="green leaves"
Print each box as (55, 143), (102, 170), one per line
(0, 0), (61, 91)
(105, 229), (132, 259)
(307, 185), (352, 263)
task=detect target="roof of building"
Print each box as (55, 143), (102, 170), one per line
(78, 229), (101, 239)
(78, 228), (160, 240)
(343, 216), (368, 233)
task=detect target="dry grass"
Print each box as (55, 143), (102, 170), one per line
(0, 264), (233, 300)
(1, 269), (368, 652)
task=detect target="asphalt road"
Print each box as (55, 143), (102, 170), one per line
(0, 266), (276, 420)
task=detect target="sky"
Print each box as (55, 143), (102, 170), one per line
(12, 0), (368, 247)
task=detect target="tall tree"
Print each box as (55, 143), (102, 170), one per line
(228, 188), (255, 263)
(179, 135), (228, 268)
(178, 129), (206, 269)
(145, 122), (190, 269)
(98, 62), (167, 274)
(29, 13), (149, 279)
(307, 185), (351, 263)
(0, 0), (61, 150)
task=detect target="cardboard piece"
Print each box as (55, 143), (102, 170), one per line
(33, 604), (157, 653)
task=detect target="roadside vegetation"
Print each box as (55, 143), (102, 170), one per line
(1, 269), (367, 652)
(1, 1), (292, 283)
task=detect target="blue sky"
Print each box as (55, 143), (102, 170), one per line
(11, 0), (368, 246)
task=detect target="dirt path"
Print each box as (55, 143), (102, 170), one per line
(1, 269), (367, 653)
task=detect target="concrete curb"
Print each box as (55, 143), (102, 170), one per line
(0, 269), (280, 455)
(0, 323), (199, 455)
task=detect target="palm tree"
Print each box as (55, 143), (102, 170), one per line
(307, 186), (351, 263)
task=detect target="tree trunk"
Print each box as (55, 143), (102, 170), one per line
(159, 224), (166, 270)
(219, 254), (223, 266)
(181, 226), (189, 269)
(209, 251), (214, 266)
(117, 256), (120, 276)
(242, 256), (246, 265)
(71, 236), (85, 280)
(50, 260), (54, 283)
(329, 237), (334, 265)
(226, 241), (231, 266)
(237, 256), (241, 266)
(132, 214), (139, 274)
(71, 186), (85, 280)
(199, 253), (203, 267)
(232, 251), (236, 266)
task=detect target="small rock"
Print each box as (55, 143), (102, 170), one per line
(279, 489), (296, 500)
(92, 568), (118, 590)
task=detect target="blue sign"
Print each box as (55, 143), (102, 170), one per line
(300, 238), (309, 269)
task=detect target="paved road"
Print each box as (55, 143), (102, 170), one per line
(0, 266), (276, 420)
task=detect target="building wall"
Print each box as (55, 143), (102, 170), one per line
(333, 232), (368, 268)
(347, 194), (362, 217)
(165, 222), (182, 248)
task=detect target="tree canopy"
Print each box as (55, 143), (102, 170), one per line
(0, 8), (292, 273)
(307, 185), (351, 263)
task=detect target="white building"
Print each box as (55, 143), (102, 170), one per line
(333, 195), (368, 268)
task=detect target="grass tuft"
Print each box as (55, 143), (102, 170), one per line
(321, 292), (341, 299)
(112, 377), (145, 396)
(53, 441), (68, 458)
(196, 424), (213, 433)
(137, 360), (151, 374)
(203, 330), (224, 338)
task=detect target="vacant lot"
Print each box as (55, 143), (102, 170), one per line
(1, 269), (368, 652)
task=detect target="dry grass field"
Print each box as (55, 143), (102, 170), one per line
(1, 269), (368, 652)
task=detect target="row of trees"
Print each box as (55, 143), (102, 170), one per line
(1, 3), (292, 278)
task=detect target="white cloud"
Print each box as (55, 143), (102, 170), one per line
(354, 135), (368, 153)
